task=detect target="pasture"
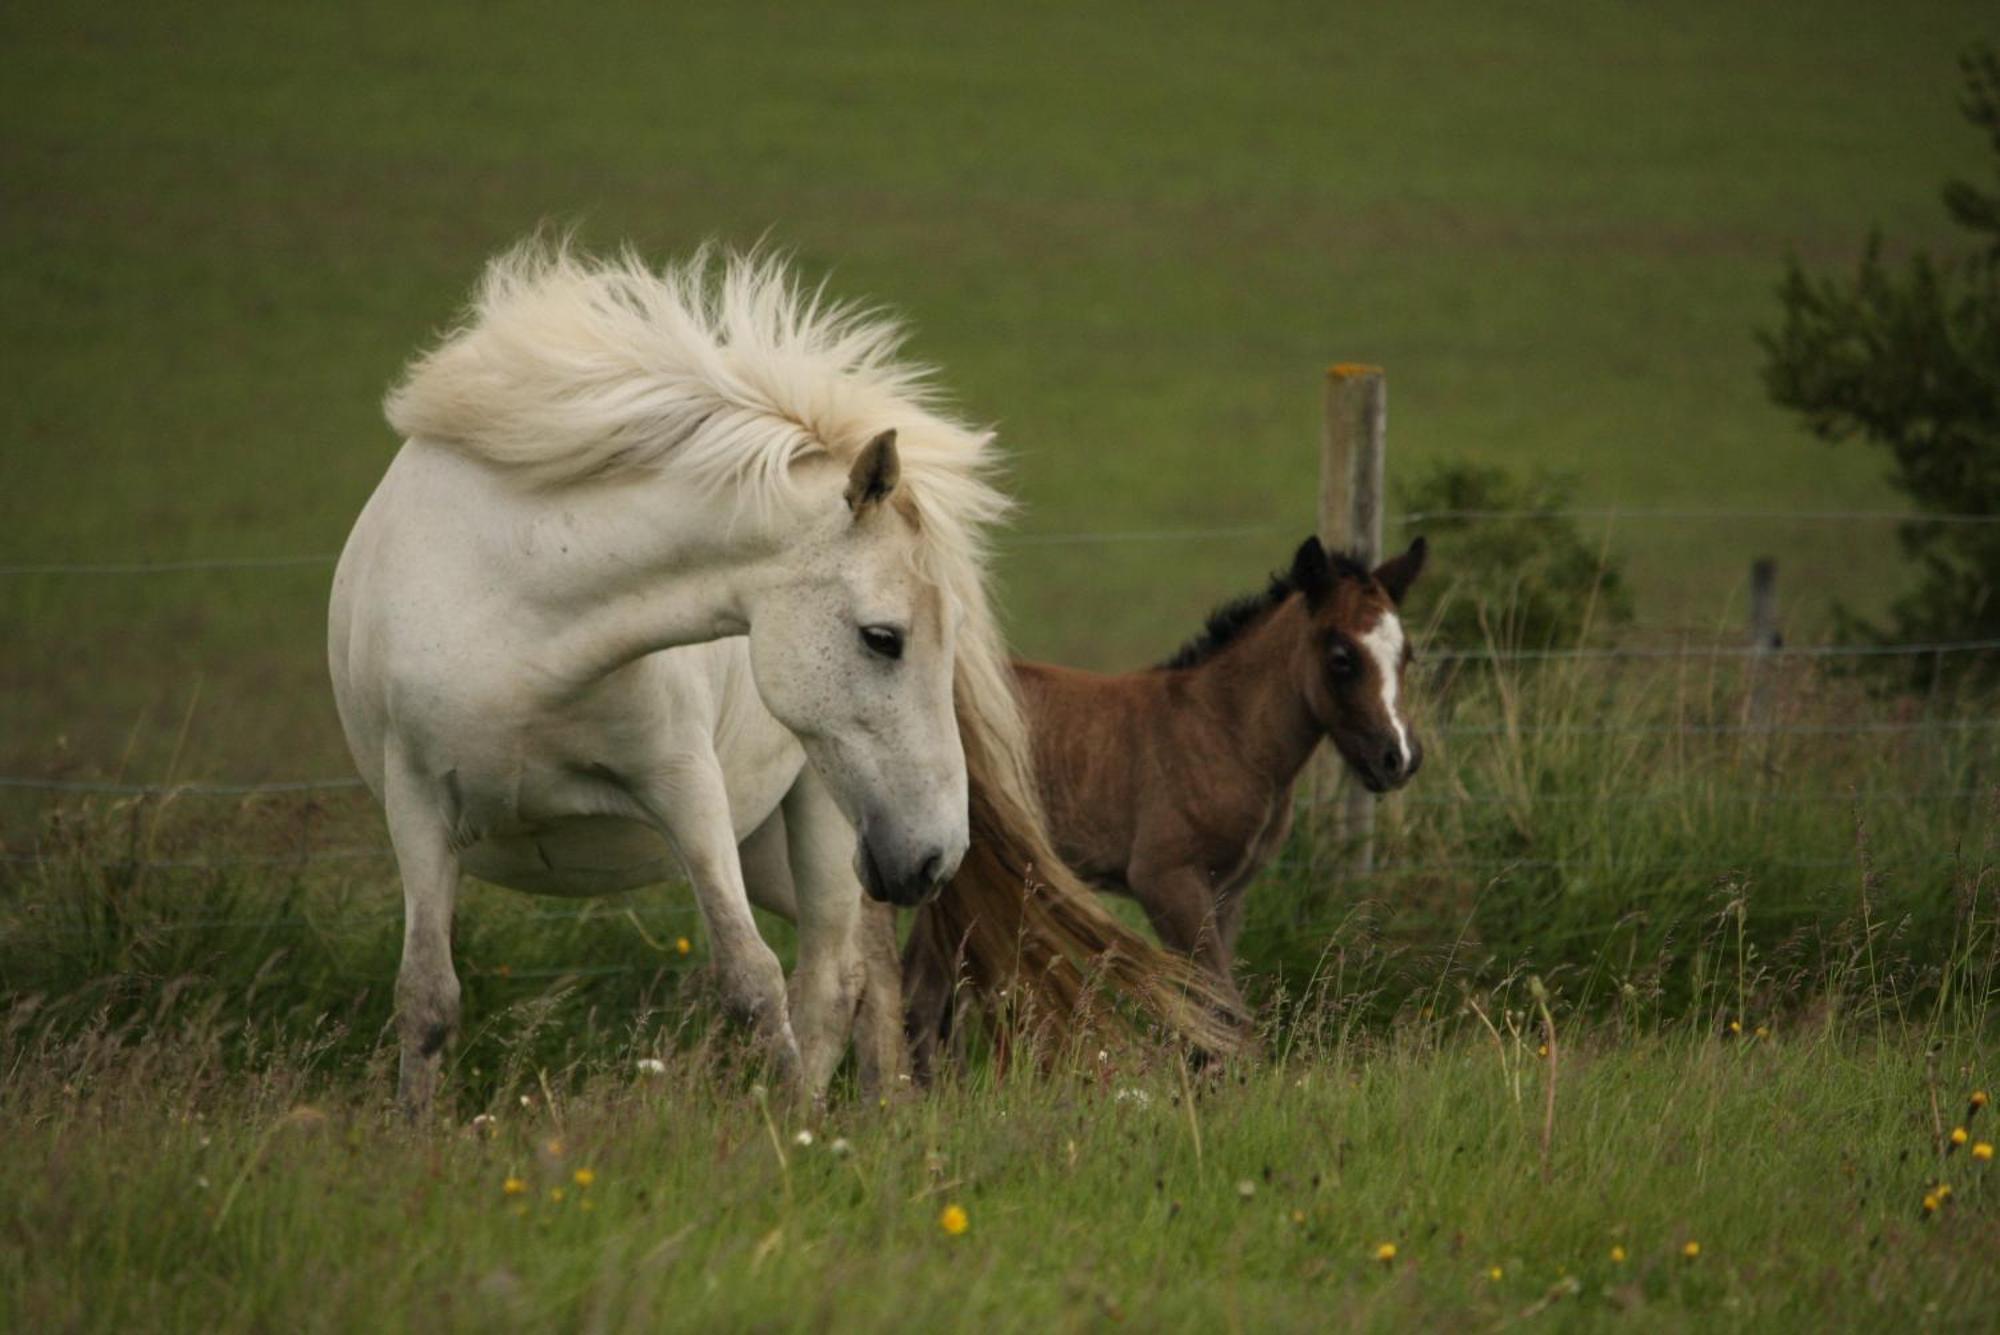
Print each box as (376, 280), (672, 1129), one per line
(3, 1), (1998, 1329)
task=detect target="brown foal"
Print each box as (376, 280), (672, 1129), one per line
(903, 534), (1428, 1061)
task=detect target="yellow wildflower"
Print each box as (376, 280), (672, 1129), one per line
(1936, 1183), (1954, 1202)
(1290, 1209), (1306, 1225)
(1374, 1242), (1398, 1263)
(1951, 1126), (1969, 1147)
(1754, 1025), (1770, 1039)
(1681, 1241), (1700, 1260)
(1487, 1265), (1503, 1281)
(675, 937), (692, 956)
(1922, 1192), (1941, 1213)
(1973, 1142), (1994, 1161)
(1728, 1020), (1742, 1035)
(939, 1204), (969, 1236)
(1973, 1090), (1989, 1109)
(1610, 1245), (1627, 1264)
(502, 1176), (527, 1197)
(573, 1168), (596, 1188)
(549, 1187), (566, 1203)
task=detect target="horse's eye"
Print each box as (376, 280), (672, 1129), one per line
(1329, 644), (1358, 678)
(859, 625), (904, 661)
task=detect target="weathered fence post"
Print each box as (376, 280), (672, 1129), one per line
(1318, 364), (1387, 875)
(1747, 557), (1780, 729)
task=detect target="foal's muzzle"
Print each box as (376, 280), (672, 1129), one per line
(1350, 737), (1422, 794)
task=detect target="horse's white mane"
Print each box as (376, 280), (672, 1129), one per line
(386, 241), (1048, 839)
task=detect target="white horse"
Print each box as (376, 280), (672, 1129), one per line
(330, 245), (1015, 1116)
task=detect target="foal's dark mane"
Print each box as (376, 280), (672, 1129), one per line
(1156, 547), (1372, 671)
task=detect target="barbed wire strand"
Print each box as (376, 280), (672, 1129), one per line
(2, 710), (1993, 800)
(7, 506), (2000, 576)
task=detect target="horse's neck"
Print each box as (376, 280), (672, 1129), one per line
(411, 445), (799, 687)
(1180, 601), (1324, 795)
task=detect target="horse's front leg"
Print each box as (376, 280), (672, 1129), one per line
(637, 753), (800, 1089)
(851, 899), (909, 1100)
(383, 758), (462, 1124)
(778, 767), (869, 1105)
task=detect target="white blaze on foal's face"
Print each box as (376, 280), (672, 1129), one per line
(1359, 608), (1412, 772)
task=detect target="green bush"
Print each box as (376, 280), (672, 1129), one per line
(1394, 458), (1633, 655)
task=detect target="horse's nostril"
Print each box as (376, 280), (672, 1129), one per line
(1382, 748), (1403, 778)
(920, 850), (946, 886)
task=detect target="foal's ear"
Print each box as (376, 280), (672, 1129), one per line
(1290, 535), (1333, 606)
(844, 429), (901, 514)
(1373, 536), (1428, 606)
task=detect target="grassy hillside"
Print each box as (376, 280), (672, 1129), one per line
(1, 0), (1994, 788)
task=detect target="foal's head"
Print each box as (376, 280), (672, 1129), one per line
(1287, 535), (1429, 792)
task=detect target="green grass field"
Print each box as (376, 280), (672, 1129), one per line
(2, 0), (1994, 785)
(5, 4), (1999, 1329)
(7, 980), (1999, 1330)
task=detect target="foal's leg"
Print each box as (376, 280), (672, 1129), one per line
(1130, 865), (1250, 1031)
(778, 768), (868, 1105)
(383, 760), (462, 1123)
(634, 751), (799, 1087)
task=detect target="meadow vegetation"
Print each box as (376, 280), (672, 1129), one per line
(4, 647), (1995, 1329)
(4, 2), (1999, 1328)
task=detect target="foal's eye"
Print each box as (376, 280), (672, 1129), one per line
(1328, 644), (1358, 678)
(859, 625), (904, 661)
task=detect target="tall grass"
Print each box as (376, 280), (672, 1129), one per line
(1246, 649), (1999, 1036)
(1, 650), (1996, 1328)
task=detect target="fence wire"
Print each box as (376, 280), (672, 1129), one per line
(2, 709), (1993, 801)
(5, 506), (2000, 577)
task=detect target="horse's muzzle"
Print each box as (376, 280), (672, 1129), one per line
(856, 836), (956, 907)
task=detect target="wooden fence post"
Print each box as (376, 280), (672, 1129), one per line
(1747, 557), (1780, 730)
(1319, 364), (1387, 875)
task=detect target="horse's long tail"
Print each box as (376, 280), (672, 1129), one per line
(908, 692), (1248, 1063)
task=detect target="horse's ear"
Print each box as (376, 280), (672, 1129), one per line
(1374, 536), (1428, 606)
(845, 429), (900, 514)
(1290, 536), (1333, 606)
